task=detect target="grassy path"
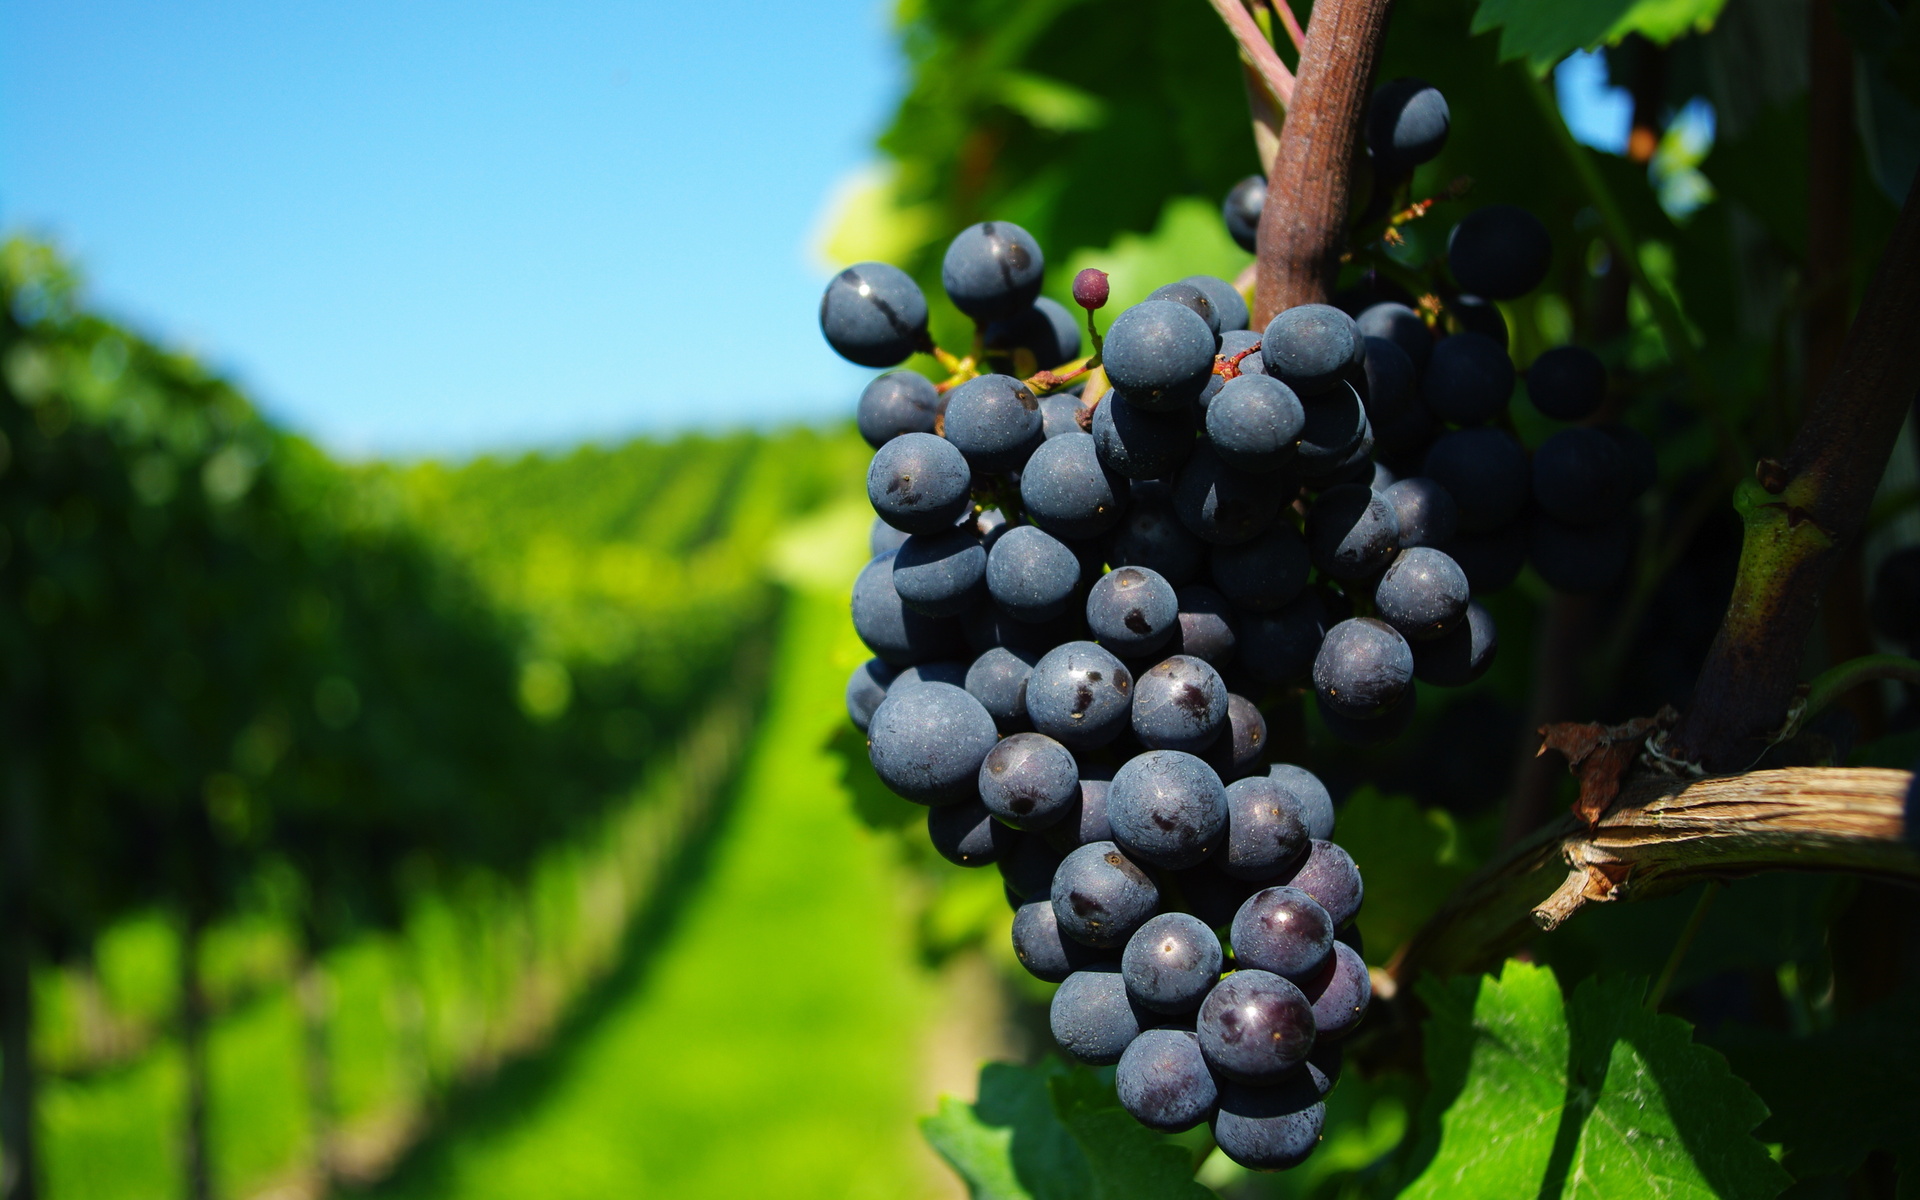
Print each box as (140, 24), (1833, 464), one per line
(364, 563), (953, 1199)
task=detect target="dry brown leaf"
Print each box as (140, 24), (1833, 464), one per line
(1537, 707), (1678, 827)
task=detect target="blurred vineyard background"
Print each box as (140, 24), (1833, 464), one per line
(5, 0), (1920, 1196)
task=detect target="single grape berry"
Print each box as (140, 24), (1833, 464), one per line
(965, 645), (1038, 731)
(1106, 482), (1206, 586)
(1237, 589), (1332, 686)
(1203, 693), (1267, 781)
(1412, 600), (1497, 686)
(1448, 204), (1552, 300)
(1451, 293), (1508, 346)
(942, 221), (1045, 321)
(1182, 274), (1250, 333)
(1073, 267), (1111, 310)
(1091, 392), (1197, 481)
(1146, 281), (1222, 340)
(1206, 375), (1307, 475)
(1367, 77), (1450, 174)
(867, 432), (973, 535)
(1050, 966), (1145, 1065)
(820, 261), (929, 367)
(1231, 885), (1335, 981)
(1382, 477), (1459, 550)
(1108, 749), (1229, 869)
(986, 525), (1081, 623)
(1532, 427), (1630, 527)
(1210, 524), (1311, 612)
(1086, 566), (1180, 659)
(1012, 900), (1108, 982)
(1171, 584), (1238, 665)
(865, 681), (999, 805)
(852, 551), (965, 665)
(892, 527), (987, 618)
(1527, 344), (1607, 420)
(1262, 304), (1362, 397)
(1373, 547), (1470, 641)
(1122, 911), (1224, 1013)
(869, 517), (910, 559)
(1269, 764), (1335, 841)
(983, 297), (1082, 373)
(1313, 617), (1414, 718)
(1117, 1029), (1218, 1133)
(928, 798), (1007, 867)
(1223, 175), (1266, 254)
(1103, 300), (1218, 410)
(978, 731), (1080, 830)
(1040, 393), (1084, 439)
(1356, 301), (1432, 369)
(892, 660), (967, 689)
(1222, 775), (1310, 881)
(1306, 483), (1401, 580)
(1299, 940), (1371, 1040)
(1197, 968), (1316, 1083)
(846, 658), (897, 732)
(1423, 332), (1515, 426)
(1173, 443), (1285, 546)
(1020, 430), (1129, 539)
(1293, 384), (1370, 477)
(1423, 427), (1528, 532)
(1131, 655), (1230, 753)
(1211, 1074), (1326, 1171)
(1045, 759), (1116, 852)
(942, 374), (1044, 472)
(997, 831), (1065, 901)
(1448, 522), (1528, 594)
(1052, 840), (1161, 948)
(857, 371), (942, 448)
(1026, 640), (1135, 749)
(1280, 839), (1363, 926)
(1529, 513), (1632, 594)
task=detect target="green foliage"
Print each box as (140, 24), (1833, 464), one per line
(1470, 0), (1730, 74)
(1328, 788), (1480, 966)
(1401, 961), (1790, 1199)
(924, 1060), (1212, 1200)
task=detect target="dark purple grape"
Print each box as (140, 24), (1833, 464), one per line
(1105, 481), (1205, 585)
(1527, 344), (1607, 420)
(1262, 304), (1361, 397)
(866, 681), (999, 804)
(1182, 274), (1250, 332)
(928, 798), (1008, 867)
(1223, 175), (1266, 254)
(853, 552), (965, 665)
(1451, 293), (1508, 346)
(1131, 655), (1230, 753)
(1091, 392), (1196, 481)
(1173, 443), (1285, 546)
(983, 296), (1081, 372)
(1197, 969), (1316, 1083)
(966, 646), (1038, 732)
(1013, 900), (1109, 982)
(1532, 427), (1630, 526)
(893, 527), (987, 617)
(1073, 268), (1110, 310)
(1123, 912), (1224, 1013)
(1147, 280), (1223, 340)
(1052, 840), (1161, 948)
(1104, 301), (1218, 410)
(1044, 759), (1116, 851)
(1448, 204), (1552, 300)
(1449, 521), (1528, 594)
(1367, 77), (1450, 174)
(1281, 839), (1363, 926)
(1021, 430), (1129, 539)
(1411, 600), (1497, 686)
(1211, 1074), (1326, 1171)
(1293, 383), (1370, 478)
(1231, 885), (1335, 980)
(1359, 334), (1418, 425)
(1422, 332), (1515, 426)
(1171, 585), (1239, 665)
(1202, 694), (1268, 782)
(1423, 427), (1528, 533)
(1382, 477), (1459, 550)
(1050, 966), (1145, 1065)
(857, 371), (942, 448)
(1238, 589), (1332, 686)
(1222, 775), (1309, 881)
(892, 660), (968, 689)
(869, 517), (910, 559)
(998, 831), (1065, 900)
(1107, 750), (1228, 869)
(942, 221), (1044, 321)
(1313, 618), (1414, 718)
(962, 601), (1085, 657)
(1026, 640), (1134, 749)
(1530, 513), (1632, 594)
(978, 732), (1080, 830)
(1206, 375), (1306, 475)
(1086, 566), (1180, 658)
(1300, 940), (1371, 1039)
(1210, 523), (1311, 612)
(1317, 685), (1418, 746)
(1356, 301), (1432, 369)
(943, 374), (1043, 472)
(1116, 1029), (1218, 1132)
(847, 658), (897, 731)
(986, 525), (1081, 623)
(868, 433), (973, 534)
(1306, 484), (1401, 581)
(1040, 393), (1085, 439)
(820, 261), (929, 367)
(1373, 547), (1470, 641)
(1268, 765), (1334, 840)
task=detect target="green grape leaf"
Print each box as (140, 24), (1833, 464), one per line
(1470, 0), (1729, 74)
(1398, 961), (1789, 1199)
(1329, 788), (1478, 965)
(1049, 1069), (1215, 1199)
(923, 1061), (1214, 1200)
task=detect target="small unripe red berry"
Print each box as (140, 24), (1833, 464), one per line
(1072, 268), (1110, 311)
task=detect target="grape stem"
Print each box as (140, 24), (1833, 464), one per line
(1265, 0), (1307, 53)
(1774, 654), (1920, 744)
(1206, 0), (1295, 108)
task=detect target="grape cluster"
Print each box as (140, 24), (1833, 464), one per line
(820, 76), (1645, 1171)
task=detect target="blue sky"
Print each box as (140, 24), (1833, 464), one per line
(1, 1), (897, 457)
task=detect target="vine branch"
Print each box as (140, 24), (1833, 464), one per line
(1386, 767), (1919, 987)
(1207, 0), (1296, 109)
